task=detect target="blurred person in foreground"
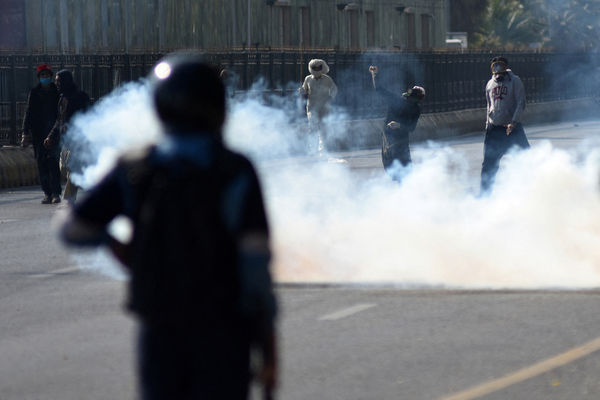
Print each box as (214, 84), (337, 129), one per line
(21, 64), (61, 204)
(298, 59), (338, 154)
(44, 69), (91, 204)
(480, 56), (530, 194)
(369, 65), (425, 180)
(59, 55), (278, 400)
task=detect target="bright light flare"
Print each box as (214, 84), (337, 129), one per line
(154, 62), (172, 80)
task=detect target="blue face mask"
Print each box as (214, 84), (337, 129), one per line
(40, 77), (53, 85)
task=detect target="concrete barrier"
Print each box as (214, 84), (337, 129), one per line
(1, 97), (598, 189)
(333, 97), (600, 151)
(0, 146), (39, 189)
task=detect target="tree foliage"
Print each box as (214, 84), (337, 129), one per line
(468, 0), (600, 50)
(530, 0), (600, 51)
(472, 0), (545, 49)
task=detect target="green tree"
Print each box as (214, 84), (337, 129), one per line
(526, 0), (600, 51)
(473, 0), (545, 49)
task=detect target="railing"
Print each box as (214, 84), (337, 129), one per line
(1, 50), (597, 145)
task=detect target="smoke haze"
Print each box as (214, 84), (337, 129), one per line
(63, 78), (600, 290)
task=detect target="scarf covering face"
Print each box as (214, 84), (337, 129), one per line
(308, 59), (330, 78)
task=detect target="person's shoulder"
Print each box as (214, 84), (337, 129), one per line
(29, 84), (49, 96)
(223, 147), (255, 169)
(215, 148), (259, 182)
(507, 70), (522, 82)
(117, 146), (155, 169)
(77, 90), (91, 100)
(325, 75), (337, 84)
(109, 146), (159, 185)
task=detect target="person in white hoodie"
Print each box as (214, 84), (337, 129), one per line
(480, 56), (530, 193)
(299, 59), (338, 153)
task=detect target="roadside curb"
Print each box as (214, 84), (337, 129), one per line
(336, 97), (600, 150)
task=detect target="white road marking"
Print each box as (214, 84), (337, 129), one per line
(318, 303), (376, 321)
(29, 266), (80, 279)
(439, 336), (600, 400)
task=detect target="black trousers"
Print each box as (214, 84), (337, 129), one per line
(138, 320), (251, 400)
(382, 129), (411, 169)
(34, 144), (61, 197)
(480, 123), (530, 193)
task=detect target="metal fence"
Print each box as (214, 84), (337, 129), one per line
(1, 50), (598, 145)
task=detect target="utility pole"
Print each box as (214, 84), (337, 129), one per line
(247, 0), (251, 47)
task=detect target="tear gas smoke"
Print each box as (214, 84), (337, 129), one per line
(62, 80), (600, 289)
(65, 81), (163, 188)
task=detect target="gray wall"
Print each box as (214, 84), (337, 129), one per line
(4, 0), (447, 53)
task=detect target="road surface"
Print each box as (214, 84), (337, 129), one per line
(1, 120), (600, 399)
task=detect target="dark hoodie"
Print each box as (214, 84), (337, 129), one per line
(45, 70), (91, 147)
(22, 82), (59, 148)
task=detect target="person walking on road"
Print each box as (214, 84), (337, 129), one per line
(59, 55), (278, 400)
(44, 69), (91, 204)
(369, 65), (424, 180)
(299, 59), (338, 154)
(21, 64), (60, 204)
(480, 56), (530, 193)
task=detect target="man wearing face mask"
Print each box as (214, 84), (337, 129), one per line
(480, 56), (530, 193)
(298, 59), (338, 154)
(44, 69), (91, 204)
(21, 64), (61, 204)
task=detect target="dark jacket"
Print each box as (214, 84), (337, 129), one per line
(46, 78), (91, 148)
(377, 87), (421, 139)
(376, 87), (422, 169)
(64, 134), (277, 397)
(22, 83), (59, 148)
(71, 135), (276, 327)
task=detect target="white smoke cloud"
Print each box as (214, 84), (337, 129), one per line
(61, 78), (600, 289)
(257, 139), (600, 289)
(65, 81), (163, 188)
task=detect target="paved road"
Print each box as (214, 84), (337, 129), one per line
(1, 120), (600, 399)
(337, 119), (600, 181)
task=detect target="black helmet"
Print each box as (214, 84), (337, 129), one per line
(151, 54), (225, 134)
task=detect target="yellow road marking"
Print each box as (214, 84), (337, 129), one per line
(440, 336), (600, 400)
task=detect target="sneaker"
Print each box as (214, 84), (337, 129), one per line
(51, 196), (61, 204)
(41, 195), (52, 204)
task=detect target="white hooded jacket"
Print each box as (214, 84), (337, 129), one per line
(300, 59), (338, 117)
